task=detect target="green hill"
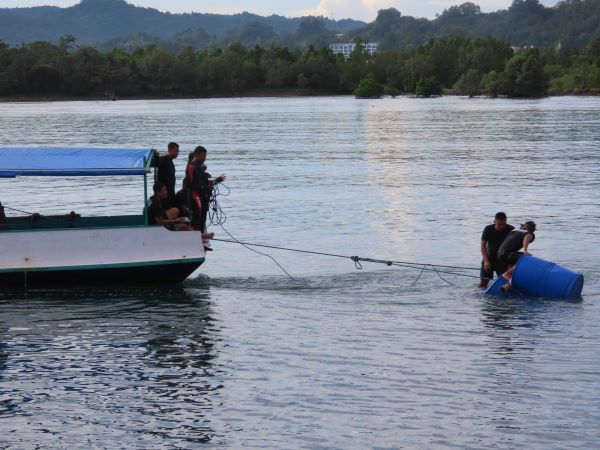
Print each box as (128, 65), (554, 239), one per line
(0, 0), (599, 51)
(357, 1), (600, 50)
(0, 0), (363, 46)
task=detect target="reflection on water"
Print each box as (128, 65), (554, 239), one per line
(0, 286), (223, 446)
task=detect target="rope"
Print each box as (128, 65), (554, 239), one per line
(3, 205), (40, 216)
(211, 238), (487, 281)
(208, 183), (229, 227)
(205, 184), (486, 283)
(2, 205), (79, 225)
(219, 224), (296, 281)
(204, 183), (295, 279)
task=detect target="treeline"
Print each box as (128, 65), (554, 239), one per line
(1, 35), (599, 99)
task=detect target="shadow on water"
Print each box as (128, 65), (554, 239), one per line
(0, 285), (224, 446)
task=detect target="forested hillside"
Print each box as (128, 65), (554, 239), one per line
(1, 36), (599, 99)
(0, 0), (363, 46)
(0, 0), (599, 51)
(361, 1), (600, 50)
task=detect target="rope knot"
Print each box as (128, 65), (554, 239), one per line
(351, 256), (363, 270)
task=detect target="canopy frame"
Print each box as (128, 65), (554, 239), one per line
(0, 147), (154, 178)
(0, 147), (156, 226)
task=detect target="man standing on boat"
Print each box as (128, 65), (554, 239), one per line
(479, 212), (515, 288)
(184, 146), (225, 234)
(153, 142), (179, 207)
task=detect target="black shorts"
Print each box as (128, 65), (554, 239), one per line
(480, 260), (508, 280)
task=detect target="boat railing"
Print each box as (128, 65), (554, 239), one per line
(3, 214), (146, 231)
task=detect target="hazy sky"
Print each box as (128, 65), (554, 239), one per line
(3, 0), (559, 21)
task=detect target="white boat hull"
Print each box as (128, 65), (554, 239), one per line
(0, 226), (206, 286)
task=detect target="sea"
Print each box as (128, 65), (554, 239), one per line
(1, 96), (599, 449)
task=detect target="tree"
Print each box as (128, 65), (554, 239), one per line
(501, 48), (549, 97)
(415, 75), (442, 97)
(59, 35), (77, 53)
(481, 70), (502, 97)
(453, 68), (481, 95)
(294, 49), (340, 92)
(354, 73), (384, 98)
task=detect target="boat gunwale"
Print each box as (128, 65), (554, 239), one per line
(0, 223), (161, 233)
(0, 257), (206, 274)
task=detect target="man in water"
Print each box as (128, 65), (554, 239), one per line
(497, 221), (536, 263)
(153, 142), (180, 207)
(479, 212), (515, 288)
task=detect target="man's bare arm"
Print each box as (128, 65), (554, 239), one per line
(523, 234), (533, 254)
(481, 240), (491, 270)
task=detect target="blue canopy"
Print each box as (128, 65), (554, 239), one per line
(0, 147), (154, 177)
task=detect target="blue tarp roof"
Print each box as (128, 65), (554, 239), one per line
(0, 147), (154, 177)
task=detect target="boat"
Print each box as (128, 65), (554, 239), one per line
(0, 147), (206, 287)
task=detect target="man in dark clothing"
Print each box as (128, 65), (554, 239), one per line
(147, 182), (188, 230)
(479, 212), (515, 288)
(497, 221), (536, 263)
(499, 252), (525, 293)
(174, 188), (191, 219)
(0, 201), (8, 230)
(152, 142), (179, 207)
(146, 182), (217, 249)
(183, 145), (225, 233)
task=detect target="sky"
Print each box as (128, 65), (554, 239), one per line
(2, 0), (560, 21)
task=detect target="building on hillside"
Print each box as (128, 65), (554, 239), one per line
(511, 45), (534, 53)
(329, 42), (379, 59)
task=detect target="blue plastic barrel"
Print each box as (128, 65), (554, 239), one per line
(484, 276), (515, 297)
(485, 255), (584, 299)
(511, 255), (584, 299)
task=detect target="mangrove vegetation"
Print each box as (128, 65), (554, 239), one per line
(1, 35), (599, 99)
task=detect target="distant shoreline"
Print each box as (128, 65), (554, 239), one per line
(1, 88), (599, 103)
(0, 90), (348, 103)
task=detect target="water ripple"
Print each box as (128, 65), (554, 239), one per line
(1, 97), (600, 448)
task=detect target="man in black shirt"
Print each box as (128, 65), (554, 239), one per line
(480, 212), (515, 288)
(147, 182), (217, 247)
(497, 221), (536, 262)
(153, 142), (180, 207)
(173, 188), (191, 219)
(147, 182), (188, 230)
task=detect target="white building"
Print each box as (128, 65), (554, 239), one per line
(329, 42), (379, 59)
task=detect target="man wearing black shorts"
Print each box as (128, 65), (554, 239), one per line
(479, 212), (515, 288)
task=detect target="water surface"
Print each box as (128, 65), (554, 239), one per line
(1, 96), (599, 448)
